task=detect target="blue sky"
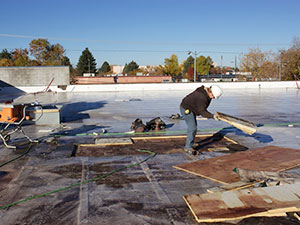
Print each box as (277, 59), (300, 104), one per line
(1, 0), (299, 68)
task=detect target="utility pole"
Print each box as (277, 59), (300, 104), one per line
(221, 55), (223, 79)
(235, 56), (237, 74)
(221, 55), (223, 73)
(279, 50), (284, 81)
(193, 51), (197, 82)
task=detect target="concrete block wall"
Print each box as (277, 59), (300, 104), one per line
(0, 66), (70, 86)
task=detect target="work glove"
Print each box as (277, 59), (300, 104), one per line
(213, 114), (220, 121)
(184, 109), (190, 115)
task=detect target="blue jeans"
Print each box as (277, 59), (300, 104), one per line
(180, 106), (197, 149)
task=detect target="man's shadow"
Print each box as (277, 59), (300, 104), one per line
(60, 101), (107, 122)
(194, 126), (273, 151)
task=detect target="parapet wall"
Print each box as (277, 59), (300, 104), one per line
(64, 81), (299, 92)
(0, 66), (70, 86)
(1, 81), (298, 94)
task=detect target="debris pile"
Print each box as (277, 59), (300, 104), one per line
(130, 117), (166, 132)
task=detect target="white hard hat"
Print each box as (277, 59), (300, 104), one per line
(211, 85), (223, 99)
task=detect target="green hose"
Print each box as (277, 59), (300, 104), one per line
(0, 142), (33, 168)
(0, 149), (156, 210)
(52, 121), (300, 138)
(262, 122), (300, 127)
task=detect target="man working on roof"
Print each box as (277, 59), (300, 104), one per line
(180, 85), (223, 154)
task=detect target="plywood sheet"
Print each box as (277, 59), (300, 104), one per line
(183, 182), (300, 223)
(174, 145), (300, 185)
(217, 112), (257, 135)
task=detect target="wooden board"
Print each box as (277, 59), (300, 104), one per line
(94, 138), (133, 145)
(183, 182), (300, 223)
(207, 147), (229, 152)
(216, 112), (257, 135)
(174, 145), (300, 185)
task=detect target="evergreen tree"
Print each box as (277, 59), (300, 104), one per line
(0, 49), (13, 60)
(99, 61), (111, 74)
(0, 49), (13, 66)
(123, 60), (139, 73)
(77, 48), (97, 75)
(61, 56), (71, 66)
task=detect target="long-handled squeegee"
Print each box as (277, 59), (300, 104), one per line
(216, 112), (257, 135)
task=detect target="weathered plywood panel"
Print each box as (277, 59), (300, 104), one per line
(217, 112), (257, 135)
(183, 182), (300, 223)
(174, 146), (300, 184)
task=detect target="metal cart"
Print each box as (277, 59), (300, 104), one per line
(0, 103), (42, 149)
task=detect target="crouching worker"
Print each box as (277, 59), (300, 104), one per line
(180, 85), (223, 154)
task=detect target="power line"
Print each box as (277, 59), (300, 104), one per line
(0, 47), (244, 55)
(64, 49), (242, 54)
(0, 33), (290, 47)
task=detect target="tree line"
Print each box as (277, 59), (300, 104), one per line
(1, 37), (300, 81)
(240, 37), (300, 81)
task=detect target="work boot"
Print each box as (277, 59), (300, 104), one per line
(184, 148), (194, 155)
(192, 143), (200, 149)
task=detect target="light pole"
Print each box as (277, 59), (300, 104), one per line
(230, 56), (237, 73)
(221, 55), (223, 80)
(235, 56), (237, 74)
(279, 50), (285, 81)
(188, 51), (197, 82)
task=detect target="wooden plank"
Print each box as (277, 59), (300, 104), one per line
(94, 138), (133, 145)
(174, 145), (300, 185)
(207, 147), (229, 152)
(184, 182), (300, 223)
(216, 112), (257, 135)
(223, 136), (238, 144)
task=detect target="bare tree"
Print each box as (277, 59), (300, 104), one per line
(240, 48), (278, 81)
(240, 48), (265, 80)
(279, 48), (300, 80)
(292, 36), (300, 50)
